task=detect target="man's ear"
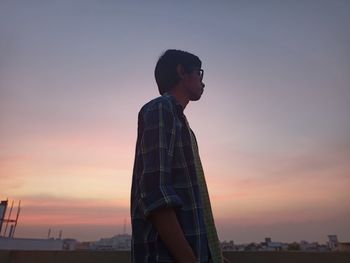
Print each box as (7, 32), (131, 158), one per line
(176, 64), (186, 80)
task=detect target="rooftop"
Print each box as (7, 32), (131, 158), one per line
(1, 251), (350, 263)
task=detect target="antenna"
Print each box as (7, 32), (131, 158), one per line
(0, 199), (21, 238)
(0, 199), (9, 236)
(9, 225), (14, 238)
(11, 200), (21, 238)
(123, 218), (126, 234)
(4, 200), (14, 237)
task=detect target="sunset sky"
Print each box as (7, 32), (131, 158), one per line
(1, 1), (349, 243)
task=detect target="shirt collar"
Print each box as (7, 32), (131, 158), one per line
(163, 93), (184, 116)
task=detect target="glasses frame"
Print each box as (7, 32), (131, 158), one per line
(186, 67), (204, 79)
(198, 69), (204, 79)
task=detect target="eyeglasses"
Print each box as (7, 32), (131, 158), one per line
(198, 69), (204, 79)
(193, 69), (204, 79)
(187, 67), (204, 79)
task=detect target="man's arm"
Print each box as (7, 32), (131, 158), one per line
(149, 208), (196, 263)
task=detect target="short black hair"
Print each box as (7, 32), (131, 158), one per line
(154, 49), (202, 95)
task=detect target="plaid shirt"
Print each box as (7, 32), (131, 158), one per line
(131, 94), (211, 262)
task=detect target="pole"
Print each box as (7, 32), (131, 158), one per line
(11, 200), (21, 238)
(0, 199), (9, 236)
(4, 200), (14, 237)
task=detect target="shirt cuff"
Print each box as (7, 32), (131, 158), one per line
(140, 187), (183, 217)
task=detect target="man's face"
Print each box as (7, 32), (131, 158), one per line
(183, 68), (205, 101)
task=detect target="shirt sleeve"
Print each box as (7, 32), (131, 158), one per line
(138, 101), (183, 218)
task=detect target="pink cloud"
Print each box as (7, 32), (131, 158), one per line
(9, 195), (129, 226)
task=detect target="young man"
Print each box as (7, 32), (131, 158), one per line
(131, 50), (225, 262)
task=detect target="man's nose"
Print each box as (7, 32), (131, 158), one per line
(201, 82), (205, 88)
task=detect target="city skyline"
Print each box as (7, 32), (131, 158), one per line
(1, 1), (350, 243)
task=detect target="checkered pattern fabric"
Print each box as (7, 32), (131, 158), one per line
(186, 119), (224, 263)
(131, 94), (211, 262)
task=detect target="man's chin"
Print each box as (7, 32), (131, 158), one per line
(190, 96), (201, 101)
(190, 93), (203, 101)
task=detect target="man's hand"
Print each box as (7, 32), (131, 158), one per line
(149, 208), (197, 263)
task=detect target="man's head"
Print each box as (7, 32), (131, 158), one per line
(155, 49), (205, 101)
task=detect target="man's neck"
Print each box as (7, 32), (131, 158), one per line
(168, 89), (189, 109)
